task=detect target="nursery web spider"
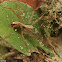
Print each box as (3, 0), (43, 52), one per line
(0, 1), (61, 58)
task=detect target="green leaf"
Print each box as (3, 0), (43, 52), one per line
(0, 1), (40, 55)
(0, 1), (54, 56)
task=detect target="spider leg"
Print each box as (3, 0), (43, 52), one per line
(15, 1), (24, 23)
(28, 2), (48, 24)
(32, 16), (55, 25)
(21, 31), (28, 51)
(5, 24), (19, 39)
(0, 5), (21, 22)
